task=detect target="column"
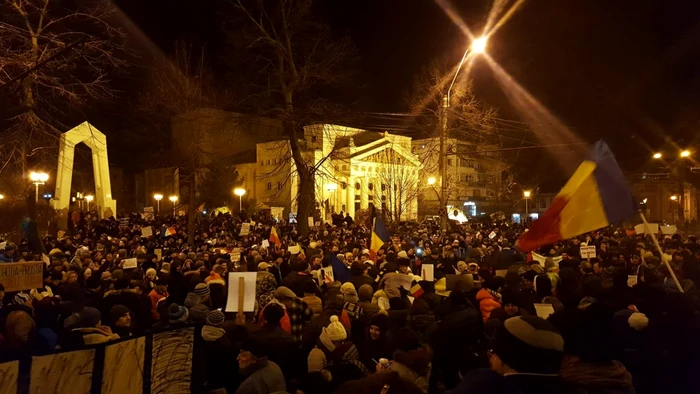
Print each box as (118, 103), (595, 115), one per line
(360, 177), (369, 209)
(346, 176), (355, 217)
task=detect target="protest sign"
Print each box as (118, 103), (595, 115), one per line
(661, 225), (677, 235)
(627, 275), (638, 288)
(239, 223), (250, 236)
(0, 242), (6, 250)
(122, 258), (137, 269)
(119, 218), (130, 229)
(580, 245), (596, 259)
(635, 223), (659, 235)
(154, 249), (162, 261)
(322, 267), (335, 283)
(288, 245), (300, 255)
(534, 303), (555, 319)
(308, 217), (315, 228)
(0, 262), (44, 292)
(421, 264), (434, 281)
(262, 240), (270, 249)
(488, 231), (497, 239)
(225, 272), (257, 312)
(231, 247), (241, 262)
(141, 226), (153, 238)
(143, 207), (154, 220)
(41, 254), (50, 266)
(495, 270), (508, 278)
(530, 252), (563, 267)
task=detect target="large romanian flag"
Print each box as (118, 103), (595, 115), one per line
(370, 215), (390, 260)
(518, 141), (635, 251)
(269, 226), (281, 248)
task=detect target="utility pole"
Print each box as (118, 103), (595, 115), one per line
(439, 95), (449, 230)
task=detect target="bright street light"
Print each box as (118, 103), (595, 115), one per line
(670, 195), (678, 201)
(471, 36), (488, 54)
(169, 195), (178, 216)
(427, 177), (437, 186)
(680, 150), (691, 158)
(652, 153), (662, 159)
(234, 188), (246, 211)
(29, 171), (49, 203)
(523, 190), (531, 198)
(153, 193), (163, 214)
(0, 194), (4, 200)
(523, 190), (532, 218)
(84, 195), (94, 202)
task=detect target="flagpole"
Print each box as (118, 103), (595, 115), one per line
(639, 211), (683, 293)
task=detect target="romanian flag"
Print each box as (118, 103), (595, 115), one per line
(165, 227), (177, 237)
(410, 283), (424, 298)
(370, 215), (390, 260)
(518, 141), (635, 252)
(269, 226), (281, 248)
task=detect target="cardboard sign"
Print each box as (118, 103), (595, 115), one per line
(261, 240), (270, 249)
(154, 249), (162, 261)
(122, 258), (137, 269)
(119, 218), (130, 229)
(225, 272), (257, 312)
(288, 245), (300, 255)
(141, 226), (153, 238)
(488, 231), (497, 239)
(0, 242), (6, 250)
(239, 223), (250, 236)
(580, 245), (596, 259)
(661, 225), (677, 235)
(627, 275), (638, 288)
(308, 217), (315, 228)
(0, 262), (44, 292)
(534, 303), (555, 320)
(495, 269), (508, 278)
(634, 223), (659, 235)
(322, 267), (335, 284)
(421, 264), (434, 281)
(231, 248), (242, 262)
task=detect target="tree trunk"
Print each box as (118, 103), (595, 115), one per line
(297, 168), (314, 235)
(187, 171), (196, 245)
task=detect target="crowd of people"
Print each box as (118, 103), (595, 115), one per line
(1, 209), (699, 394)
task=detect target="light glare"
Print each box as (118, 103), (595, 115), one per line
(472, 36), (488, 53)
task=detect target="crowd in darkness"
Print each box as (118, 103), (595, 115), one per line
(0, 210), (699, 394)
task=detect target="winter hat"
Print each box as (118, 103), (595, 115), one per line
(340, 282), (356, 295)
(544, 258), (557, 272)
(146, 268), (157, 278)
(358, 284), (374, 302)
(160, 262), (171, 273)
(30, 287), (54, 302)
(493, 315), (564, 374)
(109, 305), (130, 324)
(369, 313), (390, 332)
(168, 304), (189, 324)
(257, 262), (270, 270)
(397, 251), (409, 259)
(189, 304), (210, 323)
(324, 315), (347, 341)
(628, 312), (649, 330)
(456, 261), (468, 272)
(193, 283), (210, 297)
(79, 307), (103, 328)
(274, 286), (297, 300)
(578, 296), (597, 310)
(13, 292), (31, 306)
(362, 249), (370, 255)
(205, 271), (222, 283)
(101, 271), (112, 281)
(206, 310), (225, 326)
(343, 288), (359, 303)
(184, 292), (202, 309)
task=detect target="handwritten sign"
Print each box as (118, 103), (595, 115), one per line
(534, 303), (555, 320)
(262, 240), (270, 249)
(122, 258), (137, 269)
(0, 262), (44, 292)
(225, 272), (257, 312)
(580, 246), (596, 259)
(627, 275), (638, 288)
(141, 226), (153, 238)
(421, 264), (434, 281)
(154, 249), (162, 261)
(239, 223), (250, 236)
(488, 231), (497, 239)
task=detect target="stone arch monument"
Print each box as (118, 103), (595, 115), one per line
(51, 122), (117, 228)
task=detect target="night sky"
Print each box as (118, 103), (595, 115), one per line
(111, 0), (700, 176)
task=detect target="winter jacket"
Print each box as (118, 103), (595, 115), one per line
(307, 329), (367, 375)
(148, 289), (168, 321)
(560, 358), (635, 394)
(387, 347), (433, 393)
(476, 288), (502, 322)
(67, 327), (119, 348)
(445, 368), (563, 394)
(236, 360), (286, 394)
(302, 294), (323, 319)
(201, 325), (238, 392)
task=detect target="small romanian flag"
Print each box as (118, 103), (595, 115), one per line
(518, 141), (635, 251)
(370, 215), (390, 260)
(165, 227), (177, 237)
(269, 226), (281, 248)
(410, 283), (424, 298)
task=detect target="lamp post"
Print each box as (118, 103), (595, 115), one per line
(234, 188), (246, 211)
(29, 171), (49, 203)
(670, 195), (678, 223)
(84, 195), (94, 211)
(653, 150), (691, 224)
(153, 194), (163, 214)
(523, 190), (531, 220)
(440, 36), (488, 230)
(169, 195), (178, 216)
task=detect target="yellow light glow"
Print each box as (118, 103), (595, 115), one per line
(169, 195), (178, 202)
(472, 36), (488, 54)
(652, 153), (662, 159)
(234, 188), (246, 197)
(29, 171), (49, 183)
(153, 193), (163, 201)
(84, 195), (94, 202)
(325, 183), (338, 192)
(0, 194), (4, 200)
(670, 195), (678, 201)
(680, 150), (691, 158)
(523, 190), (531, 198)
(427, 177), (437, 185)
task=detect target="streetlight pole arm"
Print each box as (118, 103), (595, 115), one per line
(446, 47), (471, 105)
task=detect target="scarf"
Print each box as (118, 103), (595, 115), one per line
(487, 288), (502, 303)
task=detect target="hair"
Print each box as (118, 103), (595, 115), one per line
(262, 304), (285, 327)
(535, 274), (553, 298)
(350, 262), (366, 276)
(484, 276), (505, 291)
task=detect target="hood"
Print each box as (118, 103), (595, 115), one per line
(393, 347), (432, 376)
(561, 359), (634, 391)
(201, 325), (226, 341)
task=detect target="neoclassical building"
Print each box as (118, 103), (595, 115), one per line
(236, 124), (423, 222)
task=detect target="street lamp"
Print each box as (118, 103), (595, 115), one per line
(29, 171), (49, 203)
(153, 193), (163, 214)
(670, 195), (678, 201)
(169, 195), (178, 216)
(439, 36), (488, 229)
(234, 188), (246, 211)
(680, 150), (691, 158)
(523, 190), (532, 219)
(427, 177), (437, 186)
(84, 195), (94, 211)
(652, 152), (662, 159)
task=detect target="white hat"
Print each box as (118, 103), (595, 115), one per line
(397, 251), (408, 259)
(324, 315), (347, 341)
(310, 241), (318, 249)
(364, 260), (374, 266)
(362, 249), (370, 255)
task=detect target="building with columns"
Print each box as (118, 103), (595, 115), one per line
(236, 124), (423, 222)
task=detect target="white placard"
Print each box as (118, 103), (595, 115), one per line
(154, 249), (162, 261)
(660, 225), (677, 235)
(0, 242), (6, 250)
(635, 223), (659, 235)
(395, 274), (414, 293)
(322, 267), (334, 284)
(225, 272), (257, 312)
(488, 231), (497, 239)
(627, 275), (638, 288)
(141, 226), (153, 238)
(308, 217), (315, 228)
(421, 264), (434, 281)
(495, 270), (508, 278)
(239, 223), (250, 236)
(122, 258), (137, 269)
(231, 253), (241, 262)
(262, 240), (270, 248)
(580, 245), (596, 259)
(41, 253), (51, 266)
(288, 245), (300, 255)
(534, 303), (555, 319)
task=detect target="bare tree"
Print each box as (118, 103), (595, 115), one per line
(371, 146), (421, 223)
(224, 0), (354, 235)
(0, 0), (127, 176)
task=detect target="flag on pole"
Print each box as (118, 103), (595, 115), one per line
(370, 215), (390, 260)
(518, 141), (635, 252)
(165, 227), (177, 237)
(269, 226), (281, 248)
(330, 254), (351, 283)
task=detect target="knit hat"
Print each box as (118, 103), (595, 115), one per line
(340, 282), (356, 295)
(184, 292), (201, 309)
(79, 307), (102, 328)
(362, 249), (370, 255)
(194, 283), (210, 297)
(168, 304), (189, 324)
(109, 305), (130, 324)
(206, 310), (225, 326)
(146, 268), (157, 278)
(343, 288), (359, 303)
(189, 304), (210, 323)
(628, 312), (649, 330)
(493, 315), (564, 374)
(101, 271), (112, 281)
(13, 292), (31, 306)
(397, 251), (408, 259)
(205, 271), (222, 283)
(160, 262), (171, 273)
(274, 286), (297, 300)
(257, 262), (270, 270)
(358, 284), (374, 302)
(369, 313), (390, 332)
(456, 261), (468, 272)
(324, 315), (347, 342)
